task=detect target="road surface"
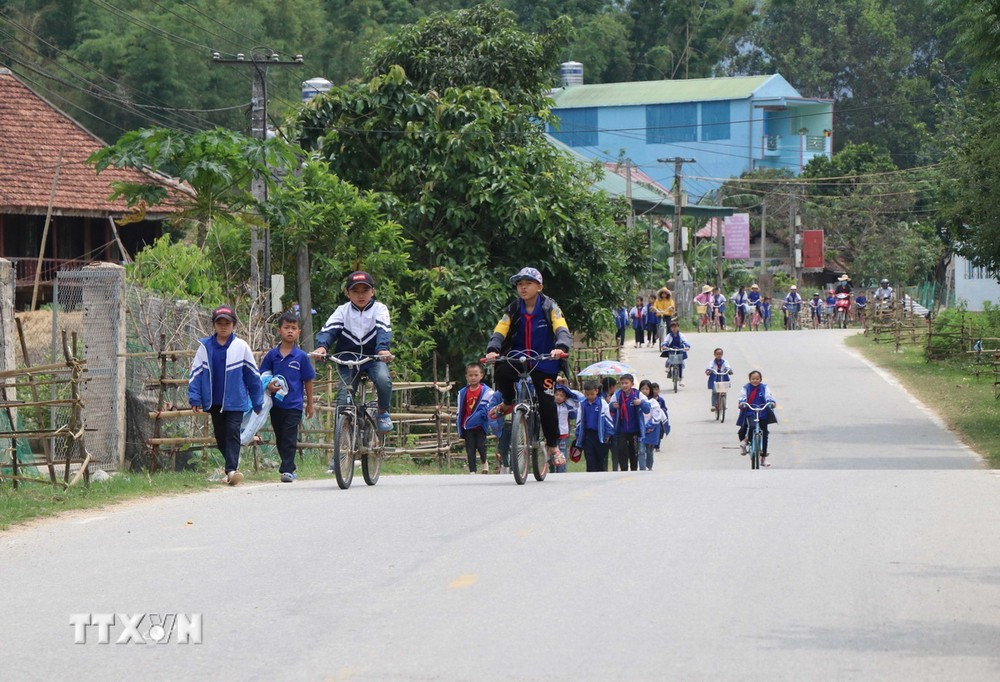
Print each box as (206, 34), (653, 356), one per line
(2, 329), (998, 681)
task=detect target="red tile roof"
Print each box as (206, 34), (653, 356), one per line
(0, 69), (188, 218)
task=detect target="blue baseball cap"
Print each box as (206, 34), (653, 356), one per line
(509, 267), (543, 286)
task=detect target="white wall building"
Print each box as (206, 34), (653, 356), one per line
(952, 253), (1000, 311)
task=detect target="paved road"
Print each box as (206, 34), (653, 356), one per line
(2, 330), (999, 681)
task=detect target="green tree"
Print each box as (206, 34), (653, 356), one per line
(800, 143), (943, 285)
(293, 57), (642, 357)
(364, 2), (571, 107)
(728, 0), (958, 165)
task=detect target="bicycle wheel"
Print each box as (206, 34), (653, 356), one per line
(361, 413), (383, 486)
(672, 370), (679, 393)
(333, 413), (355, 489)
(510, 410), (530, 485)
(751, 431), (763, 470)
(718, 393), (726, 423)
(531, 422), (548, 482)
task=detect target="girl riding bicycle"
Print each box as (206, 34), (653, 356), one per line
(736, 370), (777, 467)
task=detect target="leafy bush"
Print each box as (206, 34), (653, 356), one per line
(129, 235), (224, 303)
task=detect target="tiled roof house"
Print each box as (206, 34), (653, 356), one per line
(0, 67), (187, 303)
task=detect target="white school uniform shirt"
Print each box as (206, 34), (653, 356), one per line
(556, 401), (571, 437)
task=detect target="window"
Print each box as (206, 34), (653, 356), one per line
(701, 101), (730, 141)
(965, 260), (998, 279)
(646, 103), (697, 144)
(549, 108), (598, 147)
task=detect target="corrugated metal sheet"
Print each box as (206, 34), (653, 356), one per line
(550, 75), (775, 109)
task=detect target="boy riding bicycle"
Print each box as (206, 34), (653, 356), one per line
(313, 271), (394, 433)
(485, 267), (572, 464)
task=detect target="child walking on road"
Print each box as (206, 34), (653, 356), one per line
(572, 380), (613, 472)
(259, 311), (315, 482)
(189, 305), (264, 486)
(609, 373), (650, 471)
(457, 362), (494, 474)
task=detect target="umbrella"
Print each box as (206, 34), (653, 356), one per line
(577, 359), (637, 377)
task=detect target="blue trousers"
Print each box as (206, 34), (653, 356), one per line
(338, 360), (392, 412)
(638, 442), (655, 470)
(582, 429), (608, 472)
(270, 407), (302, 474)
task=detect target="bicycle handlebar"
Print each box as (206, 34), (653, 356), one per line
(739, 402), (776, 411)
(309, 351), (388, 367)
(480, 350), (567, 364)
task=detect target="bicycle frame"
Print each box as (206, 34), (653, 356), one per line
(483, 350), (560, 484)
(316, 351), (386, 488)
(743, 403), (773, 470)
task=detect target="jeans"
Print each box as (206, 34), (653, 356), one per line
(552, 437), (568, 473)
(608, 434), (619, 471)
(338, 360), (392, 413)
(269, 407), (302, 474)
(209, 406), (243, 473)
(638, 442), (655, 470)
(463, 428), (488, 472)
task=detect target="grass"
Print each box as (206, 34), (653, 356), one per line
(0, 451), (471, 531)
(846, 334), (1000, 467)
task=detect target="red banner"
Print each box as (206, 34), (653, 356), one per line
(802, 230), (825, 270)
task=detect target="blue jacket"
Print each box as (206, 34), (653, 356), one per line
(573, 395), (613, 446)
(189, 334), (264, 413)
(613, 307), (628, 331)
(609, 388), (650, 435)
(456, 383), (495, 437)
(644, 304), (658, 327)
(736, 382), (777, 427)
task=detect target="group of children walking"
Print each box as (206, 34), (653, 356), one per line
(457, 368), (672, 474)
(190, 265), (778, 485)
(615, 288), (676, 348)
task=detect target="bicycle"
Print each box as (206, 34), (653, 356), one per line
(663, 349), (687, 393)
(315, 351), (388, 489)
(482, 350), (561, 485)
(740, 402), (774, 470)
(750, 306), (763, 332)
(710, 303), (724, 332)
(784, 303), (801, 330)
(696, 303), (709, 332)
(709, 369), (733, 423)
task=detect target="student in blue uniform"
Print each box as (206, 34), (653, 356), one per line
(456, 362), (494, 474)
(659, 321), (692, 382)
(736, 370), (778, 467)
(572, 380), (613, 472)
(705, 347), (734, 412)
(259, 311), (316, 482)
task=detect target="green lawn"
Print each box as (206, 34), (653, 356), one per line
(0, 453), (469, 531)
(846, 334), (1000, 467)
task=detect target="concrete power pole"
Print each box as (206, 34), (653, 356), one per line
(212, 51), (303, 303)
(658, 157), (696, 313)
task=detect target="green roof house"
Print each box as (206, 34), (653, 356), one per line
(548, 67), (833, 201)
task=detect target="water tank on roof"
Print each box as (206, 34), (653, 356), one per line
(301, 77), (333, 102)
(560, 61), (584, 87)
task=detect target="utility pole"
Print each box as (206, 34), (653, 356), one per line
(658, 157), (696, 313)
(760, 195), (767, 283)
(788, 184), (801, 283)
(212, 51), (303, 306)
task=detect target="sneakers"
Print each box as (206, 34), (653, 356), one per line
(227, 470), (244, 486)
(480, 461), (489, 474)
(500, 465), (509, 475)
(489, 403), (515, 419)
(761, 455), (771, 467)
(710, 406), (716, 412)
(376, 412), (393, 433)
(739, 440), (748, 456)
(280, 472), (296, 483)
(468, 470), (477, 475)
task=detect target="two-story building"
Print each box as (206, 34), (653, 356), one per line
(547, 67), (834, 201)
